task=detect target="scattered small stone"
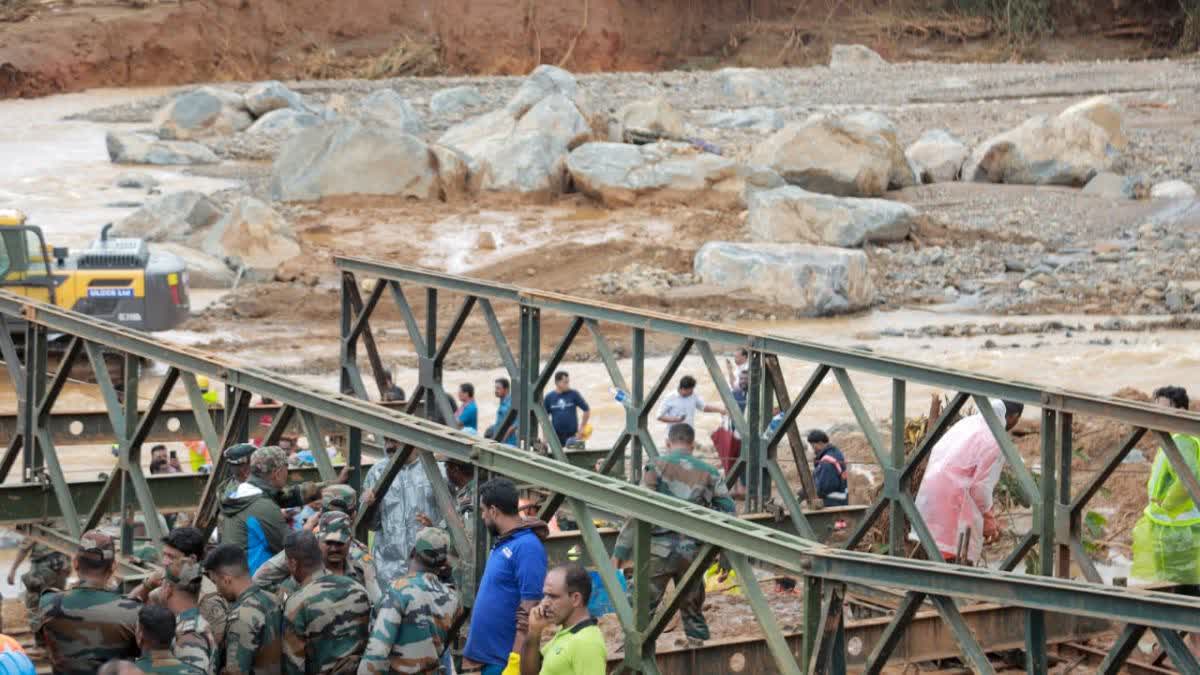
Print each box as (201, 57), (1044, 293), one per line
(115, 172), (159, 189)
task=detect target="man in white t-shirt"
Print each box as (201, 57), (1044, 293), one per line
(725, 349), (749, 389)
(657, 375), (725, 437)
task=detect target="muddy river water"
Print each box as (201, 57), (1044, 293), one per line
(3, 87), (1199, 468)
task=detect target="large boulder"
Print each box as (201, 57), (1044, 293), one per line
(112, 191), (224, 242)
(469, 132), (571, 199)
(747, 186), (915, 247)
(905, 129), (968, 184)
(961, 96), (1126, 186)
(514, 94), (591, 148)
(505, 65), (586, 117)
(1151, 180), (1197, 200)
(350, 90), (426, 136)
(154, 87), (253, 140)
(694, 242), (874, 315)
(150, 243), (236, 288)
(270, 121), (443, 202)
(612, 97), (686, 142)
(202, 197), (301, 280)
(430, 86), (484, 116)
(106, 131), (219, 165)
(750, 112), (914, 197)
(438, 68), (593, 199)
(245, 108), (322, 137)
(243, 81), (307, 117)
(718, 68), (772, 102)
(702, 107), (784, 132)
(829, 44), (887, 70)
(566, 142), (741, 207)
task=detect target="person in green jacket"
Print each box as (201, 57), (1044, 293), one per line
(218, 446), (295, 574)
(1132, 385), (1200, 583)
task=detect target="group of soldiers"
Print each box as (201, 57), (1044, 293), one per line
(27, 441), (461, 675)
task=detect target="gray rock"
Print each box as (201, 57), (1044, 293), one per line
(154, 87), (253, 140)
(105, 131), (219, 165)
(566, 141), (741, 207)
(747, 186), (916, 247)
(439, 82), (592, 199)
(962, 96), (1126, 186)
(151, 243), (236, 288)
(115, 172), (159, 190)
(1082, 172), (1150, 200)
(750, 111), (913, 197)
(905, 129), (968, 184)
(350, 89), (426, 135)
(693, 242), (875, 315)
(202, 197), (301, 280)
(514, 94), (591, 149)
(612, 97), (686, 142)
(718, 68), (772, 101)
(1151, 180), (1197, 200)
(429, 86), (484, 116)
(270, 120), (441, 202)
(506, 64), (585, 117)
(113, 191), (224, 242)
(829, 44), (887, 70)
(469, 131), (570, 199)
(245, 108), (322, 136)
(1166, 289), (1189, 313)
(702, 107), (784, 131)
(243, 81), (307, 117)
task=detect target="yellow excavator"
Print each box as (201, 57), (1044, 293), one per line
(1, 208), (191, 331)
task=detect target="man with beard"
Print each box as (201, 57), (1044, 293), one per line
(463, 479), (548, 675)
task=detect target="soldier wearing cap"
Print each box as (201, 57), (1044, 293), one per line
(160, 559), (217, 675)
(127, 528), (229, 648)
(215, 443), (256, 501)
(281, 531), (370, 675)
(34, 530), (141, 674)
(360, 527), (462, 675)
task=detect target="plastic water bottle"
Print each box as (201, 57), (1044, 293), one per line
(761, 412), (785, 441)
(610, 387), (635, 409)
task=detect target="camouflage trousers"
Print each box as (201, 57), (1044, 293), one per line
(645, 534), (709, 641)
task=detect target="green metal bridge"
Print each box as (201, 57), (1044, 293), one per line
(3, 257), (1200, 674)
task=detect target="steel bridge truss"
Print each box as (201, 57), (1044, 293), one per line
(1, 258), (1200, 672)
(332, 256), (1200, 674)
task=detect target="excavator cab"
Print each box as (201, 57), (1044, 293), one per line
(0, 209), (191, 331)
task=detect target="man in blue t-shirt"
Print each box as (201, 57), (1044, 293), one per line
(463, 478), (548, 675)
(456, 382), (478, 432)
(543, 371), (590, 446)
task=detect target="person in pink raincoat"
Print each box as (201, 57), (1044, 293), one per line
(914, 399), (1024, 564)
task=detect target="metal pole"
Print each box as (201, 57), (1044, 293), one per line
(889, 379), (906, 556)
(1057, 412), (1073, 578)
(746, 350), (764, 511)
(631, 327), (644, 484)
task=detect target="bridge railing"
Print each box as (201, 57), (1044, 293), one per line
(333, 255), (1200, 673)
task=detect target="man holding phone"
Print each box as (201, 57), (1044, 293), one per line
(519, 563), (605, 675)
(149, 445), (183, 474)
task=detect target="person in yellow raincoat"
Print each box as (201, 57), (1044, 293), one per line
(1132, 386), (1200, 583)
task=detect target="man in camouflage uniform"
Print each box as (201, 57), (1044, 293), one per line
(280, 531), (371, 675)
(359, 527), (462, 675)
(128, 527), (229, 648)
(33, 530), (141, 674)
(612, 423), (735, 642)
(133, 604), (197, 675)
(8, 538), (69, 615)
(204, 544), (282, 675)
(161, 559), (217, 675)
